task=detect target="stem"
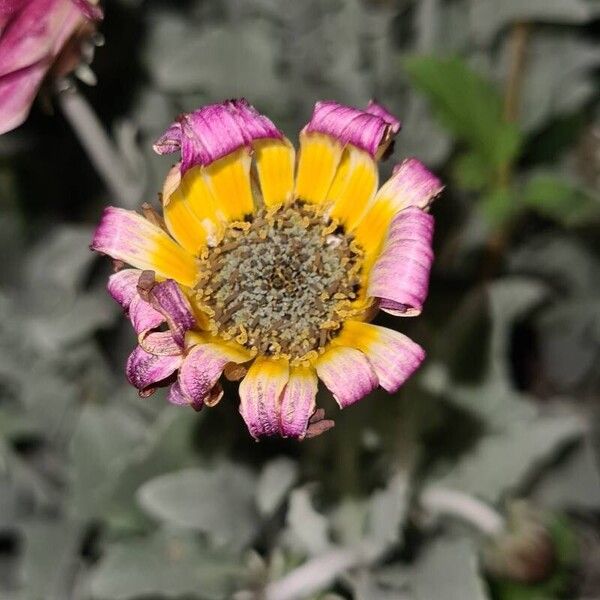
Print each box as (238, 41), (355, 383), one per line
(264, 541), (383, 600)
(498, 21), (530, 188)
(421, 486), (506, 537)
(57, 81), (144, 208)
(483, 21), (531, 278)
(503, 22), (531, 125)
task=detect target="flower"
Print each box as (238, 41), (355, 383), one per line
(91, 98), (443, 440)
(0, 0), (103, 135)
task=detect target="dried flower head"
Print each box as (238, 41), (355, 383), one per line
(91, 99), (443, 439)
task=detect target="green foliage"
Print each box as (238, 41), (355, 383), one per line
(522, 174), (600, 226)
(405, 56), (522, 171)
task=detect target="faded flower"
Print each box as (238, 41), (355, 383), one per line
(92, 99), (443, 439)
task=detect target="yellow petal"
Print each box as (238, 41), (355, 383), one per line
(328, 146), (378, 231)
(353, 197), (396, 267)
(92, 207), (198, 287)
(179, 166), (225, 244)
(163, 186), (209, 256)
(203, 148), (256, 221)
(254, 138), (295, 209)
(294, 131), (343, 205)
(186, 330), (253, 362)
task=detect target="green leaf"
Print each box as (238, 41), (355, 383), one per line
(480, 187), (521, 228)
(522, 173), (600, 226)
(89, 529), (246, 600)
(137, 464), (259, 549)
(453, 152), (494, 191)
(405, 56), (522, 169)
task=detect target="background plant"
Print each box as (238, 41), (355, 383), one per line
(0, 0), (598, 598)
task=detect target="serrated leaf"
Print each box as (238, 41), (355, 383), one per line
(405, 56), (522, 168)
(89, 529), (245, 600)
(137, 464), (258, 549)
(256, 457), (299, 518)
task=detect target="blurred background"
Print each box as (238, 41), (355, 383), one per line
(0, 0), (599, 598)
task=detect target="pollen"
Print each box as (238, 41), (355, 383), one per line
(195, 202), (364, 363)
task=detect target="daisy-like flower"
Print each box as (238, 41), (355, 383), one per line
(91, 99), (443, 440)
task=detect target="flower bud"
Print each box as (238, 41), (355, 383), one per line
(484, 501), (556, 584)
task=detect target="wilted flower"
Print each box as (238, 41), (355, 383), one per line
(91, 99), (443, 439)
(0, 0), (103, 134)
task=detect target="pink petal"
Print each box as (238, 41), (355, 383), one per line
(0, 0), (62, 76)
(129, 294), (165, 336)
(239, 358), (289, 440)
(343, 322), (425, 393)
(126, 345), (182, 393)
(71, 0), (103, 21)
(316, 347), (378, 408)
(107, 269), (142, 310)
(167, 381), (189, 406)
(153, 99), (283, 172)
(368, 207), (435, 317)
(0, 60), (48, 134)
(0, 0), (28, 30)
(139, 331), (182, 356)
(366, 100), (401, 134)
(385, 158), (444, 211)
(90, 207), (197, 287)
(304, 100), (398, 157)
(279, 367), (318, 439)
(148, 279), (195, 348)
(176, 344), (231, 408)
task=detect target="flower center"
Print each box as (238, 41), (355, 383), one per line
(195, 202), (364, 363)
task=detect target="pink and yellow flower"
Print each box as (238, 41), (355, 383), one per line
(91, 99), (443, 440)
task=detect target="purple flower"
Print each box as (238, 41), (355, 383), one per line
(0, 0), (103, 134)
(92, 99), (443, 440)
